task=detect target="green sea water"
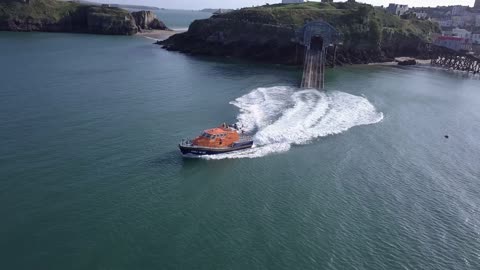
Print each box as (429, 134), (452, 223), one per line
(1, 30), (480, 270)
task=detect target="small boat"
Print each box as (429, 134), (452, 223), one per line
(179, 123), (253, 156)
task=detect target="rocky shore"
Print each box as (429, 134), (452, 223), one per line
(160, 2), (440, 66)
(0, 0), (171, 35)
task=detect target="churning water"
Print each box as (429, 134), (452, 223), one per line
(205, 87), (383, 159)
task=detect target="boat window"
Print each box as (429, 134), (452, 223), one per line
(202, 132), (212, 139)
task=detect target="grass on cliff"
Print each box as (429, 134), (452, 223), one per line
(215, 2), (440, 47)
(0, 0), (81, 21)
(0, 0), (130, 21)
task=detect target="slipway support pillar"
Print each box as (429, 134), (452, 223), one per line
(296, 21), (342, 90)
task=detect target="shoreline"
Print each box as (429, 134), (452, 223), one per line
(368, 58), (431, 66)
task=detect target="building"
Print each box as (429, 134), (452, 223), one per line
(476, 14), (480, 26)
(386, 4), (409, 16)
(451, 6), (468, 16)
(475, 0), (480, 9)
(282, 0), (305, 3)
(472, 32), (480, 44)
(452, 28), (472, 39)
(435, 18), (453, 28)
(434, 36), (472, 51)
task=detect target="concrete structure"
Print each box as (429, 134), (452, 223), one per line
(386, 4), (409, 16)
(282, 0), (305, 3)
(297, 21), (342, 90)
(476, 15), (480, 26)
(434, 36), (472, 51)
(475, 0), (480, 9)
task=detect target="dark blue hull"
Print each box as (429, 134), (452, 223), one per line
(179, 140), (254, 156)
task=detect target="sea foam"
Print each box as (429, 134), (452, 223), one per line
(204, 86), (383, 160)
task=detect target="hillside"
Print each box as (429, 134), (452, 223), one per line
(0, 0), (138, 35)
(161, 2), (441, 64)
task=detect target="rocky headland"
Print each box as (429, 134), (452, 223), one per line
(131, 10), (170, 32)
(160, 2), (441, 65)
(0, 0), (170, 35)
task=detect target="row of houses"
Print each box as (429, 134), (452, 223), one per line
(385, 3), (480, 53)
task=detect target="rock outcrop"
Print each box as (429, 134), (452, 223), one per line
(396, 58), (417, 66)
(131, 10), (170, 31)
(0, 0), (138, 35)
(160, 2), (440, 65)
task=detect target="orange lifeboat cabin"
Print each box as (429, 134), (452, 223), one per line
(179, 123), (253, 156)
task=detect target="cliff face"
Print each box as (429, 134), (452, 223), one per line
(161, 2), (440, 65)
(0, 0), (138, 35)
(131, 10), (170, 31)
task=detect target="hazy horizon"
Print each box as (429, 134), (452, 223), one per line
(94, 0), (477, 10)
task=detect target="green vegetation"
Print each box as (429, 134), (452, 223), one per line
(215, 2), (440, 49)
(0, 0), (80, 21)
(0, 0), (137, 35)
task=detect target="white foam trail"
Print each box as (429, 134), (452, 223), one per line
(204, 86), (383, 160)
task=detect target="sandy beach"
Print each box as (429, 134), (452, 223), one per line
(136, 30), (182, 41)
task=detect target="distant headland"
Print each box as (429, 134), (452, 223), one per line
(0, 0), (169, 35)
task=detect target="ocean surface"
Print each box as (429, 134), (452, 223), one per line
(1, 26), (480, 269)
(154, 9), (212, 30)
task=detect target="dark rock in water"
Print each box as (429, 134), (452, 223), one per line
(445, 135), (449, 139)
(131, 10), (170, 31)
(149, 18), (169, 30)
(397, 59), (417, 66)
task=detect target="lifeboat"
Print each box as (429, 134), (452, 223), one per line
(179, 123), (253, 156)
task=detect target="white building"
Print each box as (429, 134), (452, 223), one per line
(282, 0), (305, 3)
(414, 11), (428, 19)
(452, 28), (472, 39)
(386, 4), (409, 16)
(433, 18), (452, 28)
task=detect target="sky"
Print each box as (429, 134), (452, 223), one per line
(97, 0), (476, 10)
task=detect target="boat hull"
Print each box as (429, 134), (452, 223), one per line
(179, 140), (253, 156)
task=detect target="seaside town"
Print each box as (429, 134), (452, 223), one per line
(388, 1), (480, 55)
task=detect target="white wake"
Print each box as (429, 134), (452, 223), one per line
(204, 86), (383, 160)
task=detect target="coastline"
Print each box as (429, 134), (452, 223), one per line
(136, 29), (182, 41)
